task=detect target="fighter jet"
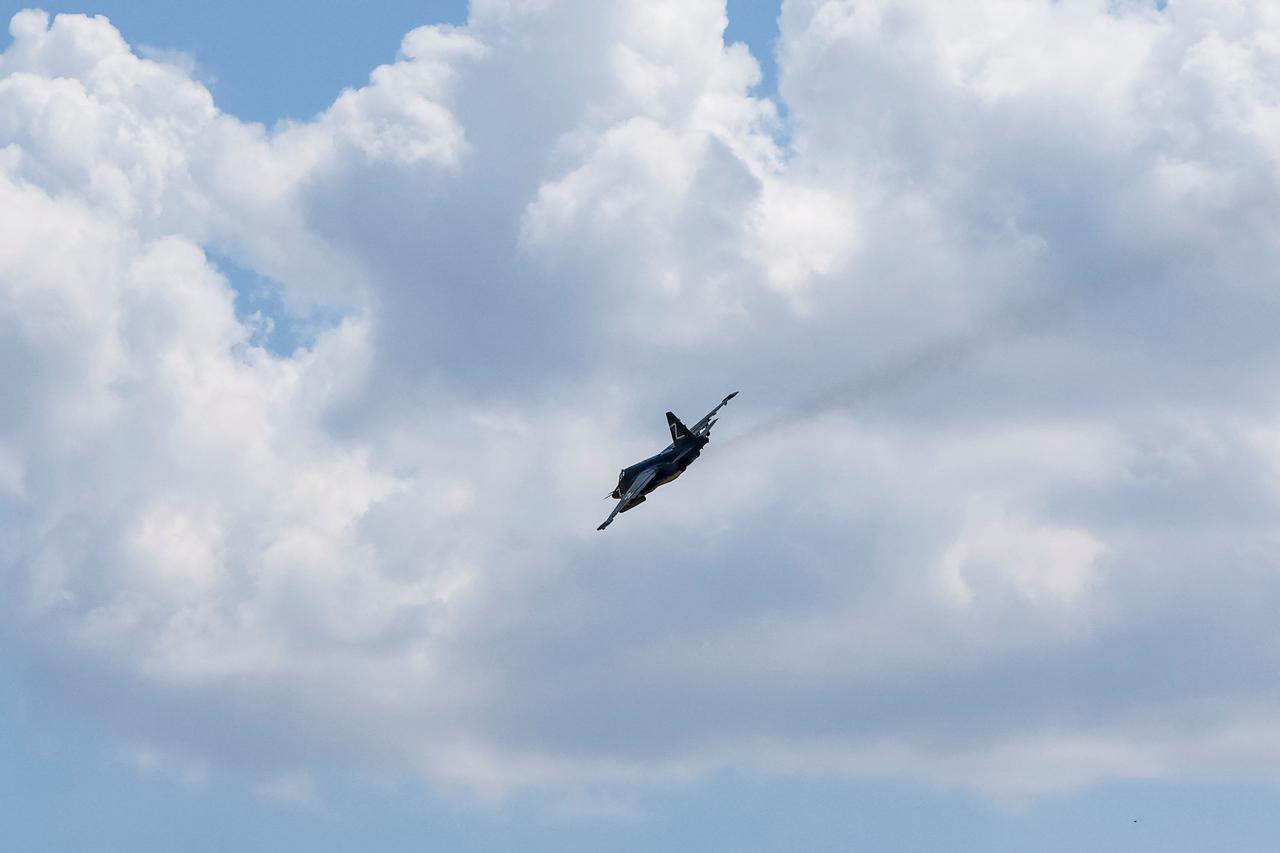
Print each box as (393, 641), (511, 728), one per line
(597, 392), (738, 531)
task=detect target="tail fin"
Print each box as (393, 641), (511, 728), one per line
(666, 411), (691, 442)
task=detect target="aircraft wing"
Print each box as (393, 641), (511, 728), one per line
(624, 466), (658, 500)
(597, 467), (658, 531)
(597, 499), (624, 531)
(689, 391), (738, 437)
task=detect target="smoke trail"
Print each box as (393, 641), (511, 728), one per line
(723, 281), (1113, 449)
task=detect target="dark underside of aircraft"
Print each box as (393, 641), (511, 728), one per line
(598, 391), (737, 531)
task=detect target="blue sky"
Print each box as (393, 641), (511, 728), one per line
(4, 1), (1280, 851)
(7, 673), (1280, 853)
(0, 0), (776, 124)
(0, 0), (469, 124)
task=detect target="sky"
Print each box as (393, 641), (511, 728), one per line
(3, 0), (1280, 850)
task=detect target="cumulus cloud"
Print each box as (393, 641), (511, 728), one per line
(3, 0), (1280, 801)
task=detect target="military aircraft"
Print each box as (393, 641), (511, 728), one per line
(597, 392), (738, 531)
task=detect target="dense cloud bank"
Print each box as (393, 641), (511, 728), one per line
(2, 0), (1280, 797)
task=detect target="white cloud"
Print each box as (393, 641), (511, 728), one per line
(316, 25), (485, 167)
(3, 0), (1280, 802)
(935, 500), (1105, 608)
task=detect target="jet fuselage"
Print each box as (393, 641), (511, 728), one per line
(597, 392), (736, 531)
(611, 435), (709, 501)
